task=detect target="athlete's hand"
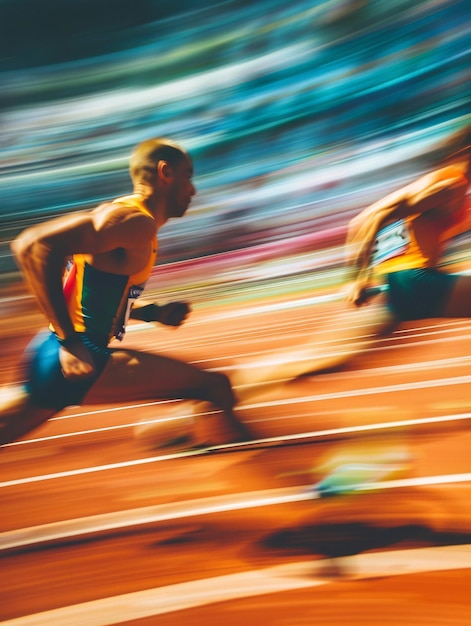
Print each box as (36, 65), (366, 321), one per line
(59, 339), (96, 380)
(345, 280), (371, 307)
(157, 301), (191, 327)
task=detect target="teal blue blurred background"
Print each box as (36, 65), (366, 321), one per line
(1, 0), (470, 306)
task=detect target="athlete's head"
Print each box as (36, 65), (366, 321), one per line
(130, 138), (196, 217)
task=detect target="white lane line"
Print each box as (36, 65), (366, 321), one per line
(0, 447), (206, 488)
(3, 544), (471, 626)
(0, 486), (308, 551)
(4, 362), (471, 448)
(355, 472), (471, 491)
(2, 472), (471, 552)
(137, 321), (471, 357)
(52, 399), (173, 420)
(2, 420), (144, 444)
(243, 374), (471, 410)
(3, 401), (178, 445)
(127, 292), (342, 328)
(220, 352), (471, 377)
(2, 412), (471, 489)
(125, 310), (469, 360)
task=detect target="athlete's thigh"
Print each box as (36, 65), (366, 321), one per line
(443, 274), (471, 317)
(235, 293), (398, 388)
(82, 348), (209, 405)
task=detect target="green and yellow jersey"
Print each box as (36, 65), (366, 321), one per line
(60, 196), (157, 345)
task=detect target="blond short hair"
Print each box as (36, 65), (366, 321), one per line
(130, 138), (188, 184)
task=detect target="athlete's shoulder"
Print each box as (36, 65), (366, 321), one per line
(90, 198), (157, 248)
(419, 164), (468, 188)
(408, 165), (469, 206)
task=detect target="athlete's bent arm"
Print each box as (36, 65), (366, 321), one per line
(11, 204), (155, 379)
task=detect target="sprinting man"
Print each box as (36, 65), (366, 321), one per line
(0, 138), (249, 446)
(232, 119), (471, 400)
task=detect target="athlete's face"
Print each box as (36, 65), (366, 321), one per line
(166, 156), (196, 219)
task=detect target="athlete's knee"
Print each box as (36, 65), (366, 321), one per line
(199, 371), (236, 409)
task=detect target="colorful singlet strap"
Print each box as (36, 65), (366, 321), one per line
(60, 196), (158, 344)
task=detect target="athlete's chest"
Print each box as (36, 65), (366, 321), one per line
(371, 215), (443, 267)
(84, 239), (158, 277)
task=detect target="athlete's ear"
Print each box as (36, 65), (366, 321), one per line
(157, 160), (174, 183)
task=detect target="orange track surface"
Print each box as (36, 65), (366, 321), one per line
(1, 292), (471, 624)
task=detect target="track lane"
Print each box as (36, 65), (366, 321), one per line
(1, 295), (471, 624)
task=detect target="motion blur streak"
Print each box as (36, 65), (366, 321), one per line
(1, 2), (471, 625)
(1, 1), (469, 307)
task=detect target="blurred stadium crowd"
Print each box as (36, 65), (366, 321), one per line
(0, 0), (469, 300)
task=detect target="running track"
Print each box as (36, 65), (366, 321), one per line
(1, 291), (471, 625)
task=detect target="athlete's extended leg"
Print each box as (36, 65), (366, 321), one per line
(232, 291), (398, 403)
(83, 348), (250, 443)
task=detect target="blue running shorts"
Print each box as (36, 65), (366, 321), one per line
(386, 268), (458, 321)
(23, 331), (113, 411)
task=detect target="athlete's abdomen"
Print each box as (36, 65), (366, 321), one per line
(65, 259), (130, 343)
